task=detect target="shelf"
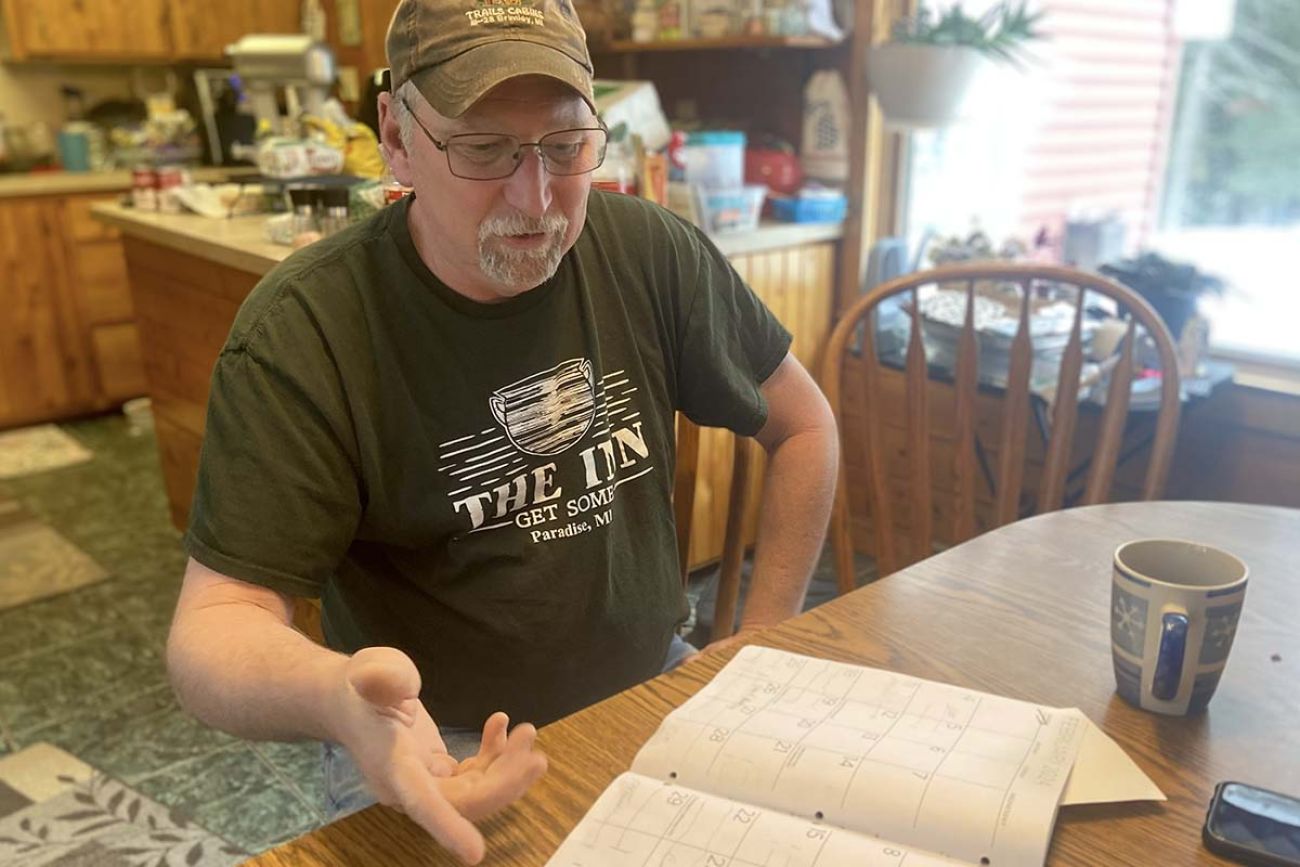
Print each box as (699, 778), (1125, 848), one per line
(710, 219), (845, 258)
(595, 35), (840, 52)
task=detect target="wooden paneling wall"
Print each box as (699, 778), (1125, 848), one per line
(1166, 383), (1300, 509)
(685, 241), (837, 567)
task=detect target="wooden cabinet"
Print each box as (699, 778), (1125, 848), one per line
(0, 192), (148, 430)
(2, 0), (298, 61)
(3, 0), (171, 60)
(0, 198), (92, 426)
(168, 0), (301, 61)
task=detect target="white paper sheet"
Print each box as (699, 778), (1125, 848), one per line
(548, 647), (1164, 867)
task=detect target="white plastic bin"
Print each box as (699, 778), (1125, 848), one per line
(696, 184), (767, 234)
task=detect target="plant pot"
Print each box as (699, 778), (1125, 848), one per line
(866, 43), (993, 129)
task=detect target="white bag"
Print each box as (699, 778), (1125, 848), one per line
(800, 70), (850, 184)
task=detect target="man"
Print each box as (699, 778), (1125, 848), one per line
(164, 0), (839, 863)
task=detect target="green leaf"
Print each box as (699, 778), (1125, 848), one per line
(151, 833), (184, 843)
(0, 836), (23, 844)
(108, 790), (126, 813)
(74, 792), (95, 806)
(72, 819), (123, 836)
(128, 799), (142, 823)
(186, 842), (205, 865)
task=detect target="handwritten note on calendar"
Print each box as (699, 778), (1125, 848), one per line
(547, 646), (1087, 867)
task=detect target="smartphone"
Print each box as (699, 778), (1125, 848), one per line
(1203, 781), (1300, 866)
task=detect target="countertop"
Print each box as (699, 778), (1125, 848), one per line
(0, 167), (248, 200)
(91, 201), (844, 277)
(92, 202), (290, 276)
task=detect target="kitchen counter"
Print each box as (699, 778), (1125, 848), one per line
(92, 202), (289, 276)
(0, 167), (248, 200)
(93, 200), (842, 277)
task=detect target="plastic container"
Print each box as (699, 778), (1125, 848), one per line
(683, 130), (746, 189)
(695, 184), (766, 234)
(768, 191), (848, 223)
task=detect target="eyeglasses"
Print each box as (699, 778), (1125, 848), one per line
(401, 97), (608, 181)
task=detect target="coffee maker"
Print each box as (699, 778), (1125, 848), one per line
(225, 34), (336, 138)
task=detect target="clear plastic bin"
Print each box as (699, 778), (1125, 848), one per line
(683, 130), (746, 189)
(696, 185), (767, 234)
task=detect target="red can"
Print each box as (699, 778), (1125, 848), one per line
(131, 165), (158, 211)
(156, 166), (185, 214)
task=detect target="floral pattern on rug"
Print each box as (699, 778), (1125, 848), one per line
(0, 770), (245, 867)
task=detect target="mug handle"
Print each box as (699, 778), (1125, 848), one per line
(1152, 609), (1189, 701)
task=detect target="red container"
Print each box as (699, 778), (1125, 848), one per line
(131, 165), (157, 211)
(744, 147), (802, 196)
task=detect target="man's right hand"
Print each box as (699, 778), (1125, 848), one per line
(335, 647), (548, 864)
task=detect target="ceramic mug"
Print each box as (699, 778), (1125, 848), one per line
(1111, 538), (1248, 715)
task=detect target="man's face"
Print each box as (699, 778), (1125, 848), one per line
(382, 76), (597, 303)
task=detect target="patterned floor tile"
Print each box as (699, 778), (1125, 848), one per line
(20, 683), (240, 786)
(252, 740), (327, 821)
(0, 625), (165, 737)
(0, 581), (129, 665)
(133, 746), (321, 853)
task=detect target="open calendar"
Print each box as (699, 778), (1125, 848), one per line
(547, 646), (1096, 867)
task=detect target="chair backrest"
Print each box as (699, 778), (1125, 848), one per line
(821, 262), (1182, 583)
(673, 415), (754, 643)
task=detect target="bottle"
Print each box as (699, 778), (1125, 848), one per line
(631, 0), (658, 42)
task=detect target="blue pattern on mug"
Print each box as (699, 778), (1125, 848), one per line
(1187, 671), (1223, 714)
(1198, 600), (1243, 666)
(1113, 655), (1142, 706)
(1111, 583), (1148, 657)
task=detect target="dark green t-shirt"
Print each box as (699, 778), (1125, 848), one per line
(184, 190), (792, 727)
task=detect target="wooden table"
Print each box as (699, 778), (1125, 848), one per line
(248, 502), (1299, 866)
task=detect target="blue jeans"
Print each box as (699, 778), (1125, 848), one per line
(322, 633), (699, 820)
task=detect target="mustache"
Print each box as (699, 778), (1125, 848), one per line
(479, 211), (569, 241)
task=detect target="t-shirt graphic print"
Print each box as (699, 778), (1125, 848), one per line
(443, 359), (656, 547)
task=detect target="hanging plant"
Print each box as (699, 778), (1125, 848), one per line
(868, 2), (1045, 129)
(890, 2), (1045, 68)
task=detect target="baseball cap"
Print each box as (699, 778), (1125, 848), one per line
(386, 0), (596, 118)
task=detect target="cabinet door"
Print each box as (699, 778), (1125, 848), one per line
(6, 0), (170, 59)
(253, 0), (302, 35)
(7, 0), (93, 57)
(0, 200), (91, 428)
(90, 0), (172, 58)
(166, 0), (249, 59)
(168, 0), (300, 60)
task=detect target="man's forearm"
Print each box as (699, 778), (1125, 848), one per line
(167, 604), (349, 743)
(741, 424), (839, 629)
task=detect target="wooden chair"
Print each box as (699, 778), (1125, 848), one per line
(673, 414), (754, 643)
(820, 262), (1182, 589)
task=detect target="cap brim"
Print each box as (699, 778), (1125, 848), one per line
(410, 41), (595, 119)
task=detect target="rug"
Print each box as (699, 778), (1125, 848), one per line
(0, 743), (246, 867)
(0, 426), (92, 480)
(0, 502), (108, 612)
